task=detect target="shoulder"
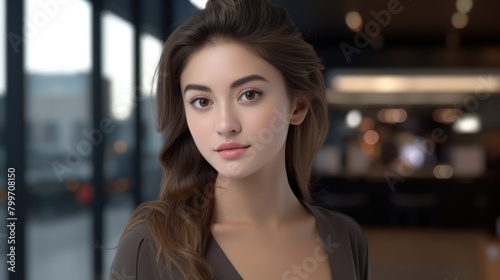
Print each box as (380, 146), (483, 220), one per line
(306, 203), (371, 279)
(119, 222), (154, 246)
(115, 222), (157, 258)
(306, 203), (366, 239)
(306, 205), (370, 280)
(110, 223), (165, 280)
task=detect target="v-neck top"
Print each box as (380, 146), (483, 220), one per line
(110, 202), (370, 280)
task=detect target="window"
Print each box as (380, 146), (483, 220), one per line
(25, 1), (93, 279)
(101, 11), (135, 279)
(140, 33), (163, 201)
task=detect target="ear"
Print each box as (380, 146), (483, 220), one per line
(289, 98), (309, 125)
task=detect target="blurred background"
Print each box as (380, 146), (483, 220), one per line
(1, 0), (499, 279)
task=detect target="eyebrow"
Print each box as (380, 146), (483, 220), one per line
(183, 74), (268, 95)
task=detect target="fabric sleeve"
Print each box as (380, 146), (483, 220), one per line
(109, 223), (164, 280)
(356, 223), (371, 280)
(343, 214), (371, 280)
(308, 204), (372, 280)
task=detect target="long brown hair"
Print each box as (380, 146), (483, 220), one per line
(120, 0), (328, 278)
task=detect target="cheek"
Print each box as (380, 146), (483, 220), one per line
(249, 105), (290, 145)
(186, 114), (210, 145)
(258, 99), (290, 131)
(253, 111), (278, 131)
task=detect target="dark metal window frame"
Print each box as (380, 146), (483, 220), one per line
(6, 1), (26, 279)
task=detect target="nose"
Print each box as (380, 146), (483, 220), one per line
(215, 102), (241, 136)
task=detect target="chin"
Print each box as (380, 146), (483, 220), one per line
(216, 161), (253, 178)
(211, 160), (264, 182)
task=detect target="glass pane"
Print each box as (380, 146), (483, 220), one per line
(101, 11), (135, 280)
(24, 1), (92, 279)
(140, 33), (163, 201)
(0, 0), (6, 278)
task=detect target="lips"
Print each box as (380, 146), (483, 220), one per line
(215, 142), (250, 151)
(215, 142), (251, 159)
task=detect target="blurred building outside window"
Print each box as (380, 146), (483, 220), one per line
(24, 0), (93, 279)
(140, 33), (163, 202)
(101, 10), (136, 280)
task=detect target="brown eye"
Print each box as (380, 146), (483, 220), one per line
(239, 90), (262, 102)
(198, 99), (209, 107)
(190, 98), (212, 109)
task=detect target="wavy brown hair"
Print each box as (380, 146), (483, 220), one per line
(119, 0), (328, 279)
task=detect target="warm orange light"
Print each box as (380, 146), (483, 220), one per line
(433, 165), (454, 179)
(345, 11), (363, 32)
(456, 0), (473, 13)
(66, 179), (80, 192)
(433, 108), (460, 124)
(452, 12), (468, 29)
(364, 130), (380, 145)
(114, 178), (131, 192)
(358, 117), (375, 131)
(360, 141), (376, 156)
(113, 140), (128, 154)
(378, 109), (407, 124)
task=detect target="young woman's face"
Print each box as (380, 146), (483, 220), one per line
(180, 42), (302, 179)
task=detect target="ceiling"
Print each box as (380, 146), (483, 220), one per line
(277, 0), (500, 46)
(269, 0), (500, 68)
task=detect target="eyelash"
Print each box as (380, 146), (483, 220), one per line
(188, 89), (263, 110)
(238, 89), (263, 102)
(189, 97), (211, 109)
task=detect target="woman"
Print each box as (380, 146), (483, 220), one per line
(110, 0), (370, 279)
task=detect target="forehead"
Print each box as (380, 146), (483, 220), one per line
(180, 42), (284, 87)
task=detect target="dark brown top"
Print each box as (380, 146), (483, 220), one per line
(109, 202), (370, 279)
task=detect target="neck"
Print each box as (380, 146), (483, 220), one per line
(212, 146), (307, 229)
